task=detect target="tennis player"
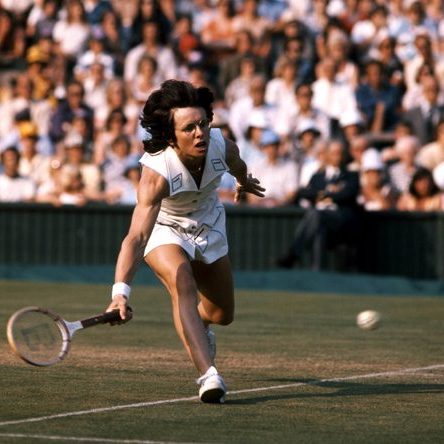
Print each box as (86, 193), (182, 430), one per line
(106, 79), (265, 403)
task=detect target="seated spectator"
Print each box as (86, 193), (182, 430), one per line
(370, 31), (404, 89)
(402, 63), (436, 111)
(225, 55), (257, 107)
(355, 59), (402, 133)
(49, 80), (94, 146)
(292, 121), (323, 189)
(94, 108), (132, 165)
(81, 62), (109, 116)
(347, 135), (369, 172)
(397, 167), (442, 211)
(277, 139), (360, 270)
(105, 159), (141, 206)
(274, 82), (331, 142)
(35, 158), (63, 205)
(328, 33), (359, 89)
(312, 56), (358, 125)
(58, 164), (88, 206)
(74, 29), (114, 81)
(52, 0), (90, 68)
(403, 76), (444, 146)
(17, 121), (51, 187)
(358, 148), (396, 211)
(218, 29), (266, 92)
(231, 0), (272, 41)
(129, 55), (161, 106)
(0, 147), (35, 202)
(94, 78), (139, 133)
(389, 135), (420, 196)
(228, 74), (277, 144)
(201, 0), (236, 52)
(247, 130), (298, 207)
(265, 56), (298, 110)
(339, 108), (365, 147)
(416, 119), (444, 171)
(0, 8), (26, 71)
(60, 131), (101, 199)
(124, 19), (178, 85)
(102, 135), (137, 190)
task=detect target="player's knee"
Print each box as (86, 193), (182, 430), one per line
(212, 309), (234, 326)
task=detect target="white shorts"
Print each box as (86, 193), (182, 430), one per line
(144, 207), (228, 264)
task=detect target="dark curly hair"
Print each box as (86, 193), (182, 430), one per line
(140, 79), (214, 154)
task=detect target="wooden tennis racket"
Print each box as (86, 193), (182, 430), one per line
(6, 306), (131, 367)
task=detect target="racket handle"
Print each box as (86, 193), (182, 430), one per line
(80, 307), (132, 328)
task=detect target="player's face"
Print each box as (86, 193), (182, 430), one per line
(172, 107), (210, 160)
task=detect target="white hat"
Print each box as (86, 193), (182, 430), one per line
(361, 148), (384, 171)
(296, 119), (321, 137)
(433, 162), (444, 190)
(64, 130), (84, 148)
(339, 108), (363, 127)
(247, 109), (269, 129)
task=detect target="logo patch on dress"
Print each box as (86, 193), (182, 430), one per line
(211, 158), (226, 172)
(172, 173), (183, 192)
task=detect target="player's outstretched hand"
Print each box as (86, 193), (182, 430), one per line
(235, 173), (266, 203)
(106, 295), (133, 325)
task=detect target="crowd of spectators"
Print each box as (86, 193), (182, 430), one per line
(2, 0), (444, 212)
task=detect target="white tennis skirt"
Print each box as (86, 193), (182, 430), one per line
(144, 206), (229, 264)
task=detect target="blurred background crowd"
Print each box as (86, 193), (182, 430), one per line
(2, 0), (444, 212)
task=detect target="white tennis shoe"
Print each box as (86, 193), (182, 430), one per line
(196, 366), (227, 404)
(205, 326), (216, 362)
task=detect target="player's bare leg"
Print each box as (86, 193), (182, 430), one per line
(191, 255), (235, 327)
(145, 244), (213, 375)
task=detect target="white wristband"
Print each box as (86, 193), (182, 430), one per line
(112, 282), (131, 300)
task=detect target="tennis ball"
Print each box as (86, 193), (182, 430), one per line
(356, 310), (382, 330)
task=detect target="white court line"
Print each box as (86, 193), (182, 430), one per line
(0, 363), (443, 429)
(0, 433), (194, 444)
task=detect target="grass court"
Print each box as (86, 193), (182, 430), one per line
(0, 279), (443, 443)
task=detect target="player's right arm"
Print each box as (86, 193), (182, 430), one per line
(106, 166), (169, 321)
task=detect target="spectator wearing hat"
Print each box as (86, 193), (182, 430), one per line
(0, 147), (36, 202)
(339, 108), (364, 146)
(357, 148), (396, 211)
(388, 135), (420, 196)
(277, 139), (360, 270)
(17, 121), (52, 186)
(247, 129), (298, 207)
(25, 45), (53, 101)
(60, 130), (101, 199)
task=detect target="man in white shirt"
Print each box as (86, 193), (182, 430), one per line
(0, 147), (35, 202)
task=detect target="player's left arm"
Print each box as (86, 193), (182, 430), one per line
(224, 138), (265, 202)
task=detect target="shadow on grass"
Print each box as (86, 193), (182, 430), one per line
(227, 380), (444, 405)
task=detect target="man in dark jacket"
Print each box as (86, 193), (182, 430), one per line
(277, 139), (360, 270)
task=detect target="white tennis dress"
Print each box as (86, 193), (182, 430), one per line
(139, 128), (230, 263)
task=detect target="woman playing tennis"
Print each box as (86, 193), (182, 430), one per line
(106, 79), (265, 403)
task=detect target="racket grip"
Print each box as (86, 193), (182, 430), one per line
(81, 307), (132, 328)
